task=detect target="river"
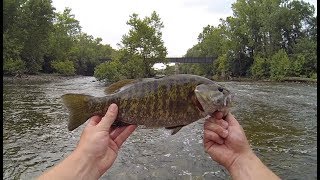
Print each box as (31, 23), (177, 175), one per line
(3, 76), (317, 179)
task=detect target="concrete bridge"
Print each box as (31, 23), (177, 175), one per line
(99, 57), (215, 64)
(165, 57), (215, 63)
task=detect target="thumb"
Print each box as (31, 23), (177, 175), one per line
(225, 113), (240, 126)
(97, 103), (118, 131)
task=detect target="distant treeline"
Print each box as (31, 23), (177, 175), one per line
(4, 0), (317, 82)
(178, 0), (317, 80)
(4, 0), (116, 76)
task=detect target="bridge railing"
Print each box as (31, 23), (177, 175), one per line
(99, 57), (216, 64)
(166, 57), (215, 63)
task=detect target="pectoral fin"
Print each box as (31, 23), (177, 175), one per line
(165, 125), (184, 135)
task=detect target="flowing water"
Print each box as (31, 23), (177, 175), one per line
(3, 76), (317, 180)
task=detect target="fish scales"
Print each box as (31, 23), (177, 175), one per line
(62, 74), (232, 132)
(108, 77), (199, 127)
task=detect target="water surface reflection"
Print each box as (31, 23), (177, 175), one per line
(3, 77), (317, 179)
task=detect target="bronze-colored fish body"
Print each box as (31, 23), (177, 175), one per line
(62, 74), (232, 134)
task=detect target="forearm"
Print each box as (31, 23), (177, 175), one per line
(228, 151), (280, 180)
(38, 150), (100, 180)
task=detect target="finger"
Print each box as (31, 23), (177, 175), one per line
(215, 119), (228, 129)
(204, 130), (224, 144)
(204, 140), (214, 152)
(97, 104), (118, 131)
(206, 118), (228, 129)
(225, 112), (240, 126)
(204, 143), (226, 162)
(110, 126), (128, 140)
(204, 121), (228, 138)
(212, 111), (223, 119)
(114, 125), (137, 148)
(87, 115), (102, 127)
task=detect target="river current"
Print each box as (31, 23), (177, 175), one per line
(3, 76), (317, 179)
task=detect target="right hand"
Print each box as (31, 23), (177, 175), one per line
(203, 112), (254, 170)
(75, 104), (137, 177)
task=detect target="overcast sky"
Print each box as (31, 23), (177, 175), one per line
(52, 0), (317, 57)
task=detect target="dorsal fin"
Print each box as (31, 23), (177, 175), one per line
(104, 79), (138, 94)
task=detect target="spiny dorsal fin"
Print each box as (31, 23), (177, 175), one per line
(104, 79), (138, 94)
(104, 78), (157, 94)
(165, 125), (184, 135)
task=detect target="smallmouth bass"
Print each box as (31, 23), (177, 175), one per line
(62, 74), (232, 135)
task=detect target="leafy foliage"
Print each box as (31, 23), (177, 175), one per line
(3, 1), (115, 76)
(3, 58), (26, 75)
(269, 49), (290, 80)
(51, 60), (76, 76)
(94, 60), (125, 83)
(251, 56), (270, 79)
(288, 54), (305, 77)
(119, 11), (167, 77)
(186, 0), (316, 81)
(3, 0), (316, 82)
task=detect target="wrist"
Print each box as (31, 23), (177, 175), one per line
(228, 150), (260, 177)
(227, 150), (280, 180)
(67, 149), (101, 179)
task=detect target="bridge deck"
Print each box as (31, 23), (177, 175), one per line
(100, 57), (215, 64)
(166, 57), (214, 63)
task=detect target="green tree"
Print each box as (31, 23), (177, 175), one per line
(19, 0), (55, 74)
(51, 60), (76, 76)
(69, 33), (115, 75)
(214, 53), (230, 78)
(119, 11), (167, 77)
(122, 56), (145, 79)
(250, 55), (270, 79)
(94, 60), (125, 83)
(270, 49), (290, 80)
(178, 64), (206, 76)
(4, 0), (29, 75)
(44, 8), (81, 73)
(291, 37), (317, 77)
(3, 33), (25, 75)
(185, 0), (316, 80)
(288, 54), (305, 77)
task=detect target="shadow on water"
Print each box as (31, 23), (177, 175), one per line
(3, 77), (317, 180)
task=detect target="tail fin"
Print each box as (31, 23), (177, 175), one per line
(61, 94), (94, 131)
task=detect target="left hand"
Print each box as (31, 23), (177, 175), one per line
(74, 103), (137, 177)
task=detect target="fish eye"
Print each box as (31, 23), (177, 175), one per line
(218, 87), (223, 92)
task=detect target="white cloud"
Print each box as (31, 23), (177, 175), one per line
(52, 0), (317, 57)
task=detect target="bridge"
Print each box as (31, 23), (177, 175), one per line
(165, 57), (215, 63)
(99, 57), (216, 64)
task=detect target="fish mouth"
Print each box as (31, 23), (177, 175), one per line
(194, 97), (205, 112)
(191, 92), (205, 112)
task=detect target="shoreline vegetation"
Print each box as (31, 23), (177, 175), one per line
(3, 73), (79, 83)
(216, 76), (317, 83)
(3, 74), (317, 84)
(4, 1), (317, 85)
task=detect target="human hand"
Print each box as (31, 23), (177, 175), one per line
(74, 103), (137, 178)
(203, 112), (253, 170)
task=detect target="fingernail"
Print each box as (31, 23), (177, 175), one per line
(109, 104), (117, 112)
(222, 130), (228, 138)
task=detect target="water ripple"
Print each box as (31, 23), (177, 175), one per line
(3, 77), (317, 179)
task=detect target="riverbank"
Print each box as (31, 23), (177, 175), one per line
(214, 76), (317, 84)
(4, 74), (317, 84)
(3, 74), (82, 84)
